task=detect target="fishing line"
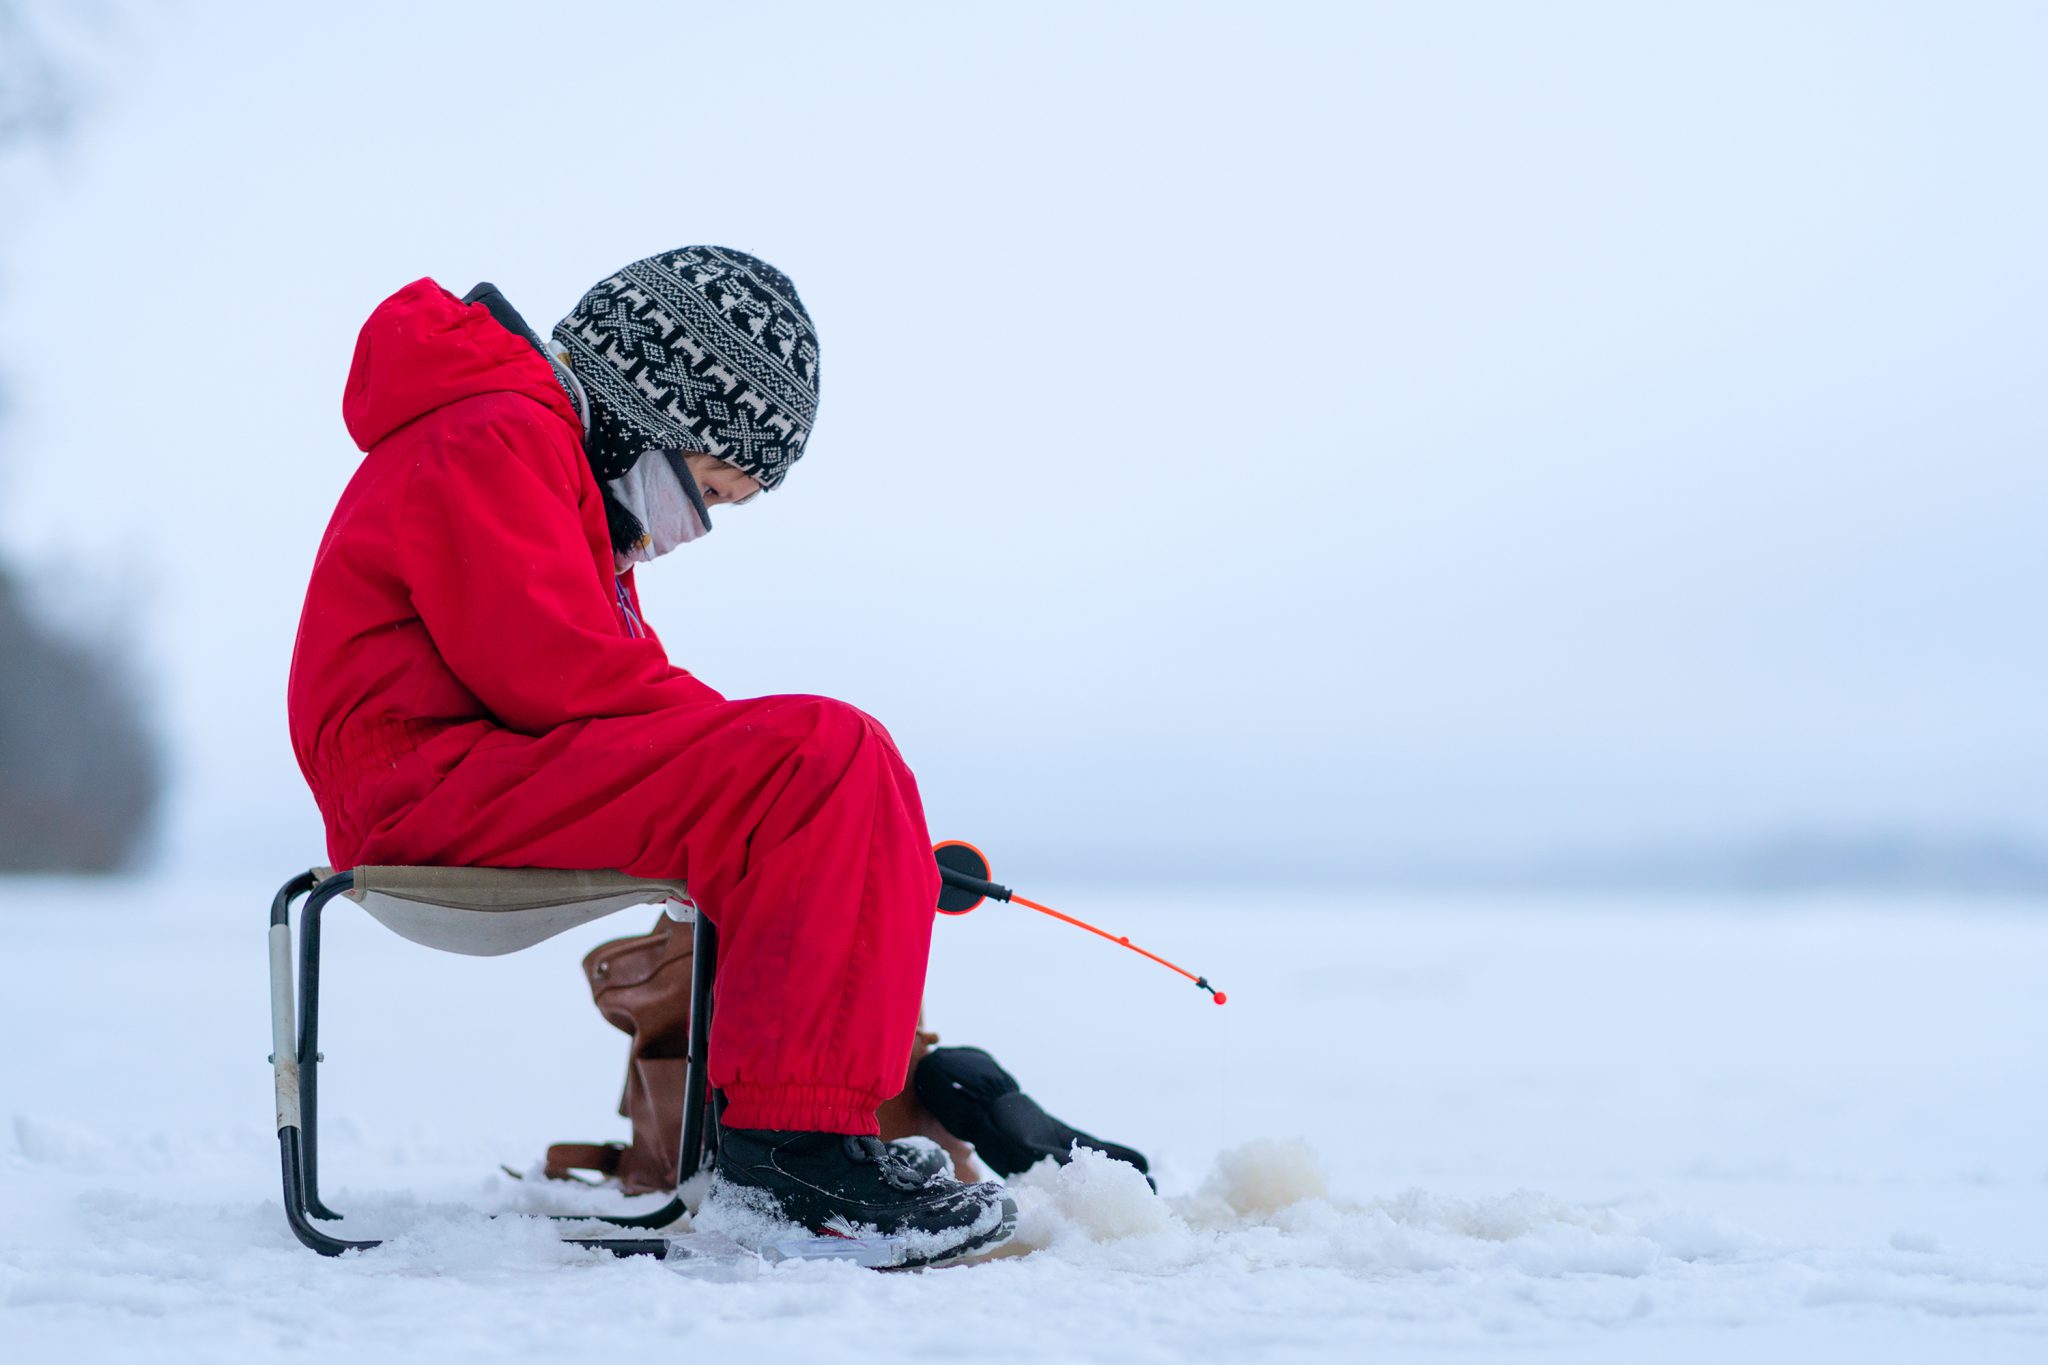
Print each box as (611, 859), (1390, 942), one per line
(932, 840), (1227, 1005)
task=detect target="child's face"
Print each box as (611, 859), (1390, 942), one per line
(685, 451), (762, 508)
(612, 452), (764, 576)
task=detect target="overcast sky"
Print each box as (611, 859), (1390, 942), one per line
(3, 1), (2043, 884)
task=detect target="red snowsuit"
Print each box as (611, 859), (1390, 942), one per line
(287, 279), (938, 1135)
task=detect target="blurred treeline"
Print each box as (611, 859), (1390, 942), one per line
(0, 1), (162, 871)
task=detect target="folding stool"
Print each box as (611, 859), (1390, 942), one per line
(267, 866), (714, 1257)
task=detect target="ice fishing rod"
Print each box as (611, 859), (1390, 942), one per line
(931, 840), (1227, 1005)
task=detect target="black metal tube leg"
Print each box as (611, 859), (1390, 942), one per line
(677, 912), (717, 1184)
(298, 873), (352, 1221)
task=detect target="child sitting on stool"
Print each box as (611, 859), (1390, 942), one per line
(289, 246), (1143, 1264)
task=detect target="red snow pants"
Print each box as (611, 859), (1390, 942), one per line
(351, 693), (940, 1135)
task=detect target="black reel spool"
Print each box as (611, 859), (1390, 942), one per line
(933, 840), (997, 914)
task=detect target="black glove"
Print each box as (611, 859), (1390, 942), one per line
(914, 1045), (1152, 1185)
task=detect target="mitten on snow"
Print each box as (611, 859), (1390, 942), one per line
(913, 1045), (1152, 1185)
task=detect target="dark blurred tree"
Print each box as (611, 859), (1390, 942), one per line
(0, 566), (162, 869)
(0, 0), (163, 871)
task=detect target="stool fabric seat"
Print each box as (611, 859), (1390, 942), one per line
(328, 865), (694, 958)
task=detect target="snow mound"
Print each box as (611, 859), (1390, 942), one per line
(1007, 1144), (1175, 1249)
(1180, 1135), (1328, 1223)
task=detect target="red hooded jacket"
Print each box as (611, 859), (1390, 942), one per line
(289, 279), (725, 866)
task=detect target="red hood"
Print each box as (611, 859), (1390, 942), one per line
(342, 278), (580, 451)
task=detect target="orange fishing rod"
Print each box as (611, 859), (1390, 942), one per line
(932, 841), (1227, 1005)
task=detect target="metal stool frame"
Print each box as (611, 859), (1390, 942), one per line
(268, 868), (716, 1257)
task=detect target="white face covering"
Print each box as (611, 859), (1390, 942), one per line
(607, 451), (711, 564)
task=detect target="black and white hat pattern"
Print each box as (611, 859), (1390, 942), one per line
(553, 245), (819, 490)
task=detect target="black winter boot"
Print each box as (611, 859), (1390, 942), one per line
(707, 1127), (1017, 1266)
(914, 1046), (1152, 1184)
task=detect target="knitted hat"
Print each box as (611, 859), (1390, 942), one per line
(552, 245), (820, 491)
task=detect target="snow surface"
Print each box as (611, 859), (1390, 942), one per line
(2, 877), (2045, 1363)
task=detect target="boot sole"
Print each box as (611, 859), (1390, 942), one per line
(877, 1192), (1019, 1270)
(708, 1178), (1020, 1270)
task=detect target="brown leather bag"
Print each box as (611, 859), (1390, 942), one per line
(544, 915), (979, 1193)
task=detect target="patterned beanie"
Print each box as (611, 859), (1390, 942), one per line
(552, 245), (820, 491)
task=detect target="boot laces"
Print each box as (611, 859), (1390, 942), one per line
(843, 1135), (930, 1191)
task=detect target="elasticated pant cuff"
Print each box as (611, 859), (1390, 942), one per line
(721, 1082), (885, 1136)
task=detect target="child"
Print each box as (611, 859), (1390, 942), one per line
(290, 246), (1020, 1262)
